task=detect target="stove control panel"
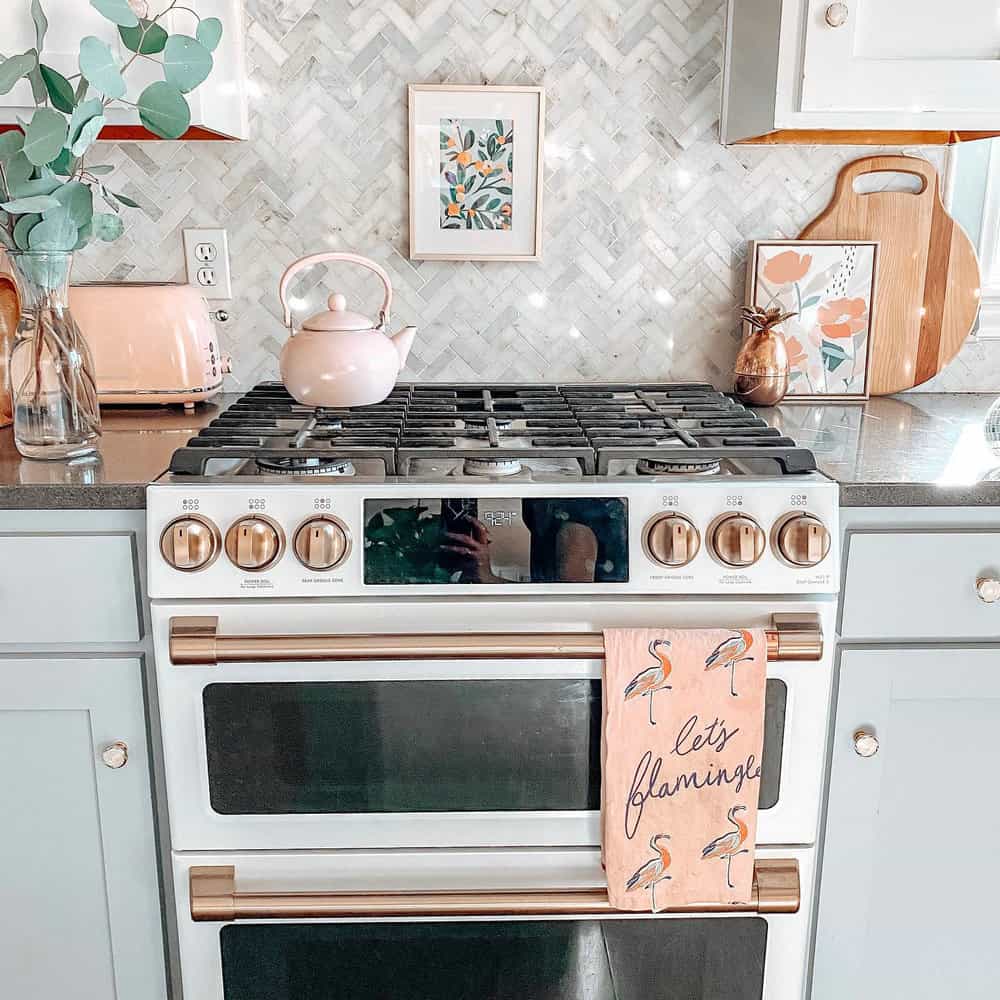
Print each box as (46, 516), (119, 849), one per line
(147, 477), (840, 598)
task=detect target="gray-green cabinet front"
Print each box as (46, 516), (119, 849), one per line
(0, 656), (166, 999)
(812, 648), (1000, 998)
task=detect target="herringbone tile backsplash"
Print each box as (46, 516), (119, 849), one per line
(74, 0), (994, 391)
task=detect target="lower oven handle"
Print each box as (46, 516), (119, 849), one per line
(190, 859), (799, 921)
(169, 613), (822, 665)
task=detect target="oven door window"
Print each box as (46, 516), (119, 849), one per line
(203, 678), (786, 815)
(220, 918), (768, 999)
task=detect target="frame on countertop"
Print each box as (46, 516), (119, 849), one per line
(408, 84), (545, 262)
(744, 239), (880, 402)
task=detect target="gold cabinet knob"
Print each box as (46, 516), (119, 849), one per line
(710, 513), (766, 568)
(225, 516), (284, 571)
(293, 516), (350, 571)
(101, 741), (129, 769)
(825, 2), (849, 27)
(775, 513), (831, 567)
(644, 513), (700, 568)
(853, 730), (879, 758)
(160, 515), (220, 571)
(976, 577), (1000, 603)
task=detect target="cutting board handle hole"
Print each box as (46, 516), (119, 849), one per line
(852, 171), (927, 196)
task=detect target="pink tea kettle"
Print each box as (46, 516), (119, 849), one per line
(278, 251), (416, 407)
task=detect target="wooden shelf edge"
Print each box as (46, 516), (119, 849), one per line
(732, 129), (1000, 146)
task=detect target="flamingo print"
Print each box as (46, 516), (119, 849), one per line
(625, 833), (672, 912)
(704, 629), (755, 697)
(701, 804), (750, 890)
(624, 639), (672, 725)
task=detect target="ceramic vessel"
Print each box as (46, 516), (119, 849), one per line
(278, 252), (416, 407)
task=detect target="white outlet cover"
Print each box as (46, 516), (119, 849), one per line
(183, 228), (232, 299)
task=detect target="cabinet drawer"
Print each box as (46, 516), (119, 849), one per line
(0, 533), (140, 644)
(841, 530), (1000, 641)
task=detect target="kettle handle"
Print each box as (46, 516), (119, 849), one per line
(278, 252), (393, 332)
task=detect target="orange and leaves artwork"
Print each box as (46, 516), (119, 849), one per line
(439, 118), (514, 231)
(749, 241), (878, 398)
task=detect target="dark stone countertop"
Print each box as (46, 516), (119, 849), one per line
(2, 392), (1000, 509)
(0, 400), (225, 509)
(766, 393), (1000, 506)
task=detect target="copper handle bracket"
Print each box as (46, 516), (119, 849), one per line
(190, 859), (800, 922)
(169, 614), (823, 666)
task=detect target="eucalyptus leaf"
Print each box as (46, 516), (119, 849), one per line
(92, 212), (124, 242)
(163, 35), (213, 94)
(11, 175), (62, 199)
(48, 181), (93, 229)
(79, 36), (126, 99)
(111, 190), (139, 209)
(137, 81), (190, 139)
(70, 114), (105, 157)
(86, 165), (114, 175)
(90, 0), (139, 28)
(22, 109), (69, 167)
(4, 152), (34, 195)
(74, 76), (89, 102)
(0, 52), (37, 96)
(40, 64), (75, 114)
(31, 0), (48, 51)
(0, 226), (14, 251)
(119, 18), (168, 55)
(73, 219), (93, 251)
(26, 56), (47, 105)
(66, 98), (103, 149)
(48, 148), (75, 176)
(0, 131), (24, 163)
(13, 213), (41, 250)
(196, 17), (223, 52)
(1, 194), (61, 214)
(28, 211), (78, 251)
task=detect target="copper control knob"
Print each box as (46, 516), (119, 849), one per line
(294, 516), (350, 571)
(225, 516), (283, 571)
(775, 513), (831, 567)
(101, 741), (129, 769)
(160, 516), (220, 571)
(644, 513), (700, 568)
(853, 730), (879, 758)
(711, 513), (766, 568)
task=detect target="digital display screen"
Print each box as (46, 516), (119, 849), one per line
(363, 497), (628, 585)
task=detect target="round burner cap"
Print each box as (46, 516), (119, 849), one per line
(256, 455), (356, 477)
(463, 457), (523, 477)
(637, 457), (721, 476)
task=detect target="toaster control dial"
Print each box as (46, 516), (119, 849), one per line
(644, 513), (700, 568)
(225, 516), (284, 571)
(774, 513), (831, 567)
(294, 516), (350, 571)
(710, 514), (766, 568)
(160, 516), (220, 571)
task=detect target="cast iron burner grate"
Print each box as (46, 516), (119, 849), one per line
(168, 382), (817, 477)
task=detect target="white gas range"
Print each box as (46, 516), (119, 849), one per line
(147, 383), (838, 1000)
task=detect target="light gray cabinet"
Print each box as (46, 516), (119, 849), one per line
(0, 508), (168, 999)
(0, 656), (166, 999)
(812, 647), (1000, 998)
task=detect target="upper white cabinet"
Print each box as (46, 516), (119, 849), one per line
(722, 0), (1000, 143)
(0, 0), (247, 140)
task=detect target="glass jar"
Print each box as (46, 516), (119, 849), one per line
(6, 251), (101, 459)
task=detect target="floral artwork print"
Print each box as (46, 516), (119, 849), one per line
(439, 118), (514, 231)
(749, 242), (877, 398)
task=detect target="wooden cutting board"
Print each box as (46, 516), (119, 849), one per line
(0, 269), (18, 428)
(799, 155), (980, 395)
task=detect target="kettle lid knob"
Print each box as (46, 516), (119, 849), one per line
(329, 293), (347, 312)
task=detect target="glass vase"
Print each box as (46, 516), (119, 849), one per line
(7, 251), (101, 459)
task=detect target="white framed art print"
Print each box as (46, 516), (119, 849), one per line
(408, 84), (545, 261)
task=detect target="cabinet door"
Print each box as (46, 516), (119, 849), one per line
(812, 649), (1000, 999)
(800, 0), (1000, 115)
(0, 658), (166, 1000)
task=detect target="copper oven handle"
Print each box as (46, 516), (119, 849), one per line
(169, 613), (822, 666)
(190, 859), (799, 921)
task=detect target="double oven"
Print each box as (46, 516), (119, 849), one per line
(148, 478), (838, 1000)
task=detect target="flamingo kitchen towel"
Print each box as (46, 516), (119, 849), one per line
(602, 627), (767, 912)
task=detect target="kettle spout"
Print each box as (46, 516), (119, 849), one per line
(390, 325), (417, 367)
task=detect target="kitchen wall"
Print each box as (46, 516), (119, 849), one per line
(73, 0), (994, 391)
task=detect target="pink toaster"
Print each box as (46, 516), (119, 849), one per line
(69, 282), (231, 408)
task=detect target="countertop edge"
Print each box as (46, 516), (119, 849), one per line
(0, 485), (147, 510)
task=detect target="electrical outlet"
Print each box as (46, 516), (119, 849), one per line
(183, 228), (231, 299)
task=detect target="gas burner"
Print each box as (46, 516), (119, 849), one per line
(637, 457), (721, 476)
(460, 415), (515, 431)
(462, 457), (523, 477)
(255, 456), (356, 477)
